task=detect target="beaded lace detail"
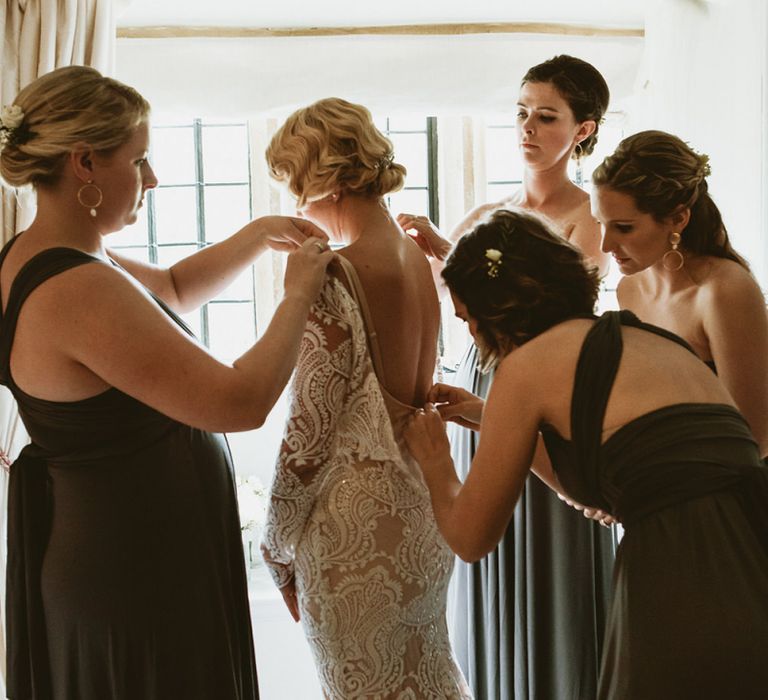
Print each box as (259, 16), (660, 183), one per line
(262, 274), (471, 699)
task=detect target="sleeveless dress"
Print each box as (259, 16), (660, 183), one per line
(541, 310), (768, 699)
(261, 256), (471, 700)
(1, 241), (258, 700)
(449, 344), (615, 700)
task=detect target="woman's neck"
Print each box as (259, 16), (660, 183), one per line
(333, 195), (398, 245)
(28, 186), (107, 256)
(520, 166), (578, 210)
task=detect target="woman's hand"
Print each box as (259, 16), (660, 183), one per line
(404, 404), (454, 478)
(396, 213), (453, 261)
(283, 237), (334, 305)
(427, 383), (484, 430)
(556, 492), (618, 528)
(254, 215), (329, 252)
(279, 579), (301, 622)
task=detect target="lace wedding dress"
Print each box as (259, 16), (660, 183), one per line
(262, 256), (471, 700)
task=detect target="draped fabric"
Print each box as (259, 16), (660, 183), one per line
(0, 3), (116, 692)
(542, 311), (768, 699)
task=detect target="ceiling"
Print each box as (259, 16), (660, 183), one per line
(116, 0), (646, 29)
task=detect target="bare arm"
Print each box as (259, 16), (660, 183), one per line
(702, 270), (768, 455)
(109, 216), (327, 314)
(405, 356), (541, 561)
(44, 238), (333, 433)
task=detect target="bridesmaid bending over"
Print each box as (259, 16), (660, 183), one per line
(405, 208), (768, 700)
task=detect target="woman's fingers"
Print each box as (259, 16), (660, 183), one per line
(280, 582), (301, 622)
(288, 217), (329, 244)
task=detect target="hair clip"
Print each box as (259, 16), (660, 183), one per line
(485, 248), (503, 278)
(0, 104), (29, 149)
(376, 153), (394, 170)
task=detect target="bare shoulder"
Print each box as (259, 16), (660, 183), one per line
(494, 318), (592, 392)
(616, 274), (641, 308)
(450, 202), (501, 241)
(696, 257), (764, 306)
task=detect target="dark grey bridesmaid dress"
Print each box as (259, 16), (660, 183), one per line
(1, 240), (258, 699)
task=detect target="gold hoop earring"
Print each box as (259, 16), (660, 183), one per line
(662, 231), (684, 271)
(77, 181), (103, 218)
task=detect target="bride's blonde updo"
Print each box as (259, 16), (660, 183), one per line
(266, 97), (406, 208)
(0, 65), (150, 189)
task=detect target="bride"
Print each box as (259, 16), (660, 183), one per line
(260, 97), (471, 699)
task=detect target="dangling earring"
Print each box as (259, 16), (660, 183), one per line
(662, 231), (684, 271)
(574, 143), (584, 188)
(77, 180), (103, 217)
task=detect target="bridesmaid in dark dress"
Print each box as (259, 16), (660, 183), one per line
(591, 130), (768, 456)
(398, 55), (614, 700)
(405, 209), (768, 699)
(0, 66), (332, 699)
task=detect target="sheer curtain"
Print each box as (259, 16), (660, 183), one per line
(0, 1), (116, 693)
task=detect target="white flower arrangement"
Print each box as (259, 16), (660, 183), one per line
(236, 474), (267, 532)
(236, 474), (268, 572)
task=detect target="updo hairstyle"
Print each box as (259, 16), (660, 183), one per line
(522, 55), (610, 158)
(0, 65), (150, 188)
(266, 97), (406, 208)
(591, 130), (747, 268)
(442, 209), (600, 371)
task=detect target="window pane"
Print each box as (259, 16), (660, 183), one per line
(152, 126), (196, 186)
(388, 188), (429, 217)
(389, 133), (428, 187)
(180, 309), (203, 339)
(156, 243), (199, 267)
(372, 115), (389, 133)
(215, 265), (255, 302)
(387, 116), (428, 132)
(486, 127), (523, 182)
(154, 187), (199, 244)
(202, 125), (250, 183)
(207, 302), (256, 363)
(204, 185), (251, 243)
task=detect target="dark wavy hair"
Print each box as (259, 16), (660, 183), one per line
(442, 209), (600, 371)
(522, 55), (610, 158)
(591, 130), (748, 268)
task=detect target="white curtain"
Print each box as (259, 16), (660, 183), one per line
(0, 1), (116, 694)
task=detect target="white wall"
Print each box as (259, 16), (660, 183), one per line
(627, 0), (768, 286)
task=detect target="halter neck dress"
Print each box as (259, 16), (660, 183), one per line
(0, 238), (258, 699)
(541, 310), (768, 699)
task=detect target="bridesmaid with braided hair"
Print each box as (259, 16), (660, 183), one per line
(591, 130), (768, 456)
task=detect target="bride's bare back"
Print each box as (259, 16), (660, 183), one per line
(339, 224), (440, 408)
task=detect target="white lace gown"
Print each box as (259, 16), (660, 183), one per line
(262, 260), (472, 700)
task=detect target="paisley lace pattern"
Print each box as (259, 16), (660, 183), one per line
(262, 274), (471, 699)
